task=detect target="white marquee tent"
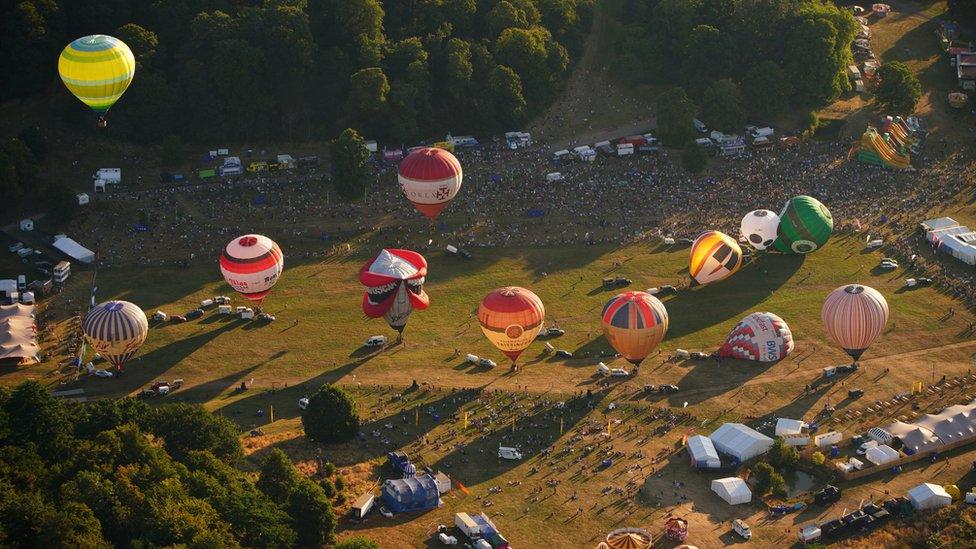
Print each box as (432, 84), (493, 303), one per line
(711, 477), (752, 505)
(908, 483), (952, 511)
(53, 236), (95, 264)
(709, 423), (774, 462)
(864, 444), (900, 466)
(687, 435), (721, 469)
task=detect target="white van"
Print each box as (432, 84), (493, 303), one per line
(733, 519), (752, 540)
(546, 172), (564, 182)
(478, 358), (497, 368)
(616, 143), (634, 156)
(365, 335), (388, 347)
(750, 127), (774, 139)
(675, 349), (691, 359)
(466, 353), (479, 364)
(298, 397), (310, 410)
(241, 308), (255, 320)
(218, 305), (232, 314)
(498, 446), (523, 460)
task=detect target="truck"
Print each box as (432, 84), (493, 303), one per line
(454, 513), (480, 538)
(219, 156), (243, 176)
(750, 127), (775, 139)
(93, 168), (121, 185)
(616, 143), (634, 156)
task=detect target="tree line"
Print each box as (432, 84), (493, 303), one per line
(611, 0), (858, 125)
(0, 381), (374, 548)
(2, 0), (594, 145)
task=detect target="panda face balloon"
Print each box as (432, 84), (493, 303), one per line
(740, 210), (781, 251)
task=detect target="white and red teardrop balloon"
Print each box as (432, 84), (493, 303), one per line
(398, 147), (462, 220)
(219, 234), (284, 302)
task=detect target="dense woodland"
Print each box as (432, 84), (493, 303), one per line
(0, 381), (349, 548)
(611, 0), (858, 124)
(1, 0), (594, 144)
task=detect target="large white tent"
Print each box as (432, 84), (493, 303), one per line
(907, 483), (952, 511)
(0, 304), (38, 364)
(687, 435), (721, 469)
(53, 236), (95, 264)
(864, 444), (899, 466)
(709, 423), (774, 462)
(711, 477), (752, 505)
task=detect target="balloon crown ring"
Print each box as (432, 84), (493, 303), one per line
(239, 236), (258, 247)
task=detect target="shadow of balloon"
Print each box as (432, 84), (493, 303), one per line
(661, 254), (804, 339)
(666, 358), (779, 407)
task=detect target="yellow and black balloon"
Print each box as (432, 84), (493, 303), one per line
(58, 35), (135, 127)
(689, 231), (743, 286)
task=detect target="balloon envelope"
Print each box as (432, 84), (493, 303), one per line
(478, 287), (545, 364)
(718, 312), (794, 362)
(219, 234), (284, 302)
(58, 35), (135, 115)
(773, 195), (833, 254)
(821, 284), (889, 361)
(740, 210), (780, 251)
(398, 147), (462, 220)
(689, 231), (743, 286)
(601, 291), (669, 366)
(359, 249), (429, 333)
(82, 300), (148, 369)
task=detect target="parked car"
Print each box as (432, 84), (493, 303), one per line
(555, 349), (574, 359)
(365, 335), (387, 347)
(379, 507), (393, 518)
(185, 309), (204, 319)
(657, 285), (678, 296)
(539, 327), (565, 337)
(170, 315), (187, 323)
(602, 276), (632, 289)
(478, 358), (497, 368)
(917, 277), (933, 285)
(610, 368), (630, 377)
(658, 384), (679, 393)
(848, 388), (865, 399)
(437, 532), (458, 545)
(690, 351), (709, 360)
(814, 485), (842, 505)
(94, 369), (114, 378)
(643, 384), (656, 393)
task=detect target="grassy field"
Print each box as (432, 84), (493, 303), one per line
(5, 234), (976, 547)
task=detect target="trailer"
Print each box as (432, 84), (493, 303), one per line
(351, 492), (375, 518)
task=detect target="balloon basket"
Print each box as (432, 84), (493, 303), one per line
(97, 116), (107, 128)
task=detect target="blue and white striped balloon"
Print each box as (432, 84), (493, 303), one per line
(83, 300), (148, 369)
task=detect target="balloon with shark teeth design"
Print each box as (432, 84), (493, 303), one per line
(359, 249), (430, 337)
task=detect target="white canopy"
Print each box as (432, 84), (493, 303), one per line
(711, 477), (752, 505)
(865, 444), (899, 465)
(775, 418), (806, 436)
(908, 483), (952, 511)
(687, 435), (720, 469)
(709, 423), (774, 461)
(53, 236), (95, 264)
(0, 303), (38, 363)
(920, 217), (959, 232)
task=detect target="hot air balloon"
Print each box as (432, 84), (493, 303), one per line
(718, 312), (794, 362)
(740, 210), (781, 251)
(773, 195), (834, 254)
(821, 284), (889, 364)
(58, 35), (135, 128)
(601, 291), (668, 369)
(82, 300), (148, 371)
(359, 249), (429, 337)
(398, 147), (462, 220)
(689, 231), (743, 286)
(219, 234), (284, 304)
(478, 287), (545, 371)
(597, 528), (653, 549)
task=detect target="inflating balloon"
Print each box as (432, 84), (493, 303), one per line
(718, 312), (794, 362)
(398, 147), (462, 220)
(740, 210), (780, 251)
(478, 287), (545, 370)
(773, 195), (833, 254)
(601, 291), (669, 367)
(58, 35), (135, 127)
(821, 284), (888, 363)
(219, 234), (284, 303)
(689, 231), (743, 286)
(83, 300), (148, 370)
(359, 249), (429, 335)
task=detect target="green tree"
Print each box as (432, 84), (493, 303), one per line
(257, 448), (301, 505)
(701, 79), (745, 133)
(767, 438), (800, 472)
(347, 67), (390, 136)
(752, 462), (787, 498)
(949, 0), (976, 24)
(488, 1), (532, 37)
(3, 381), (72, 456)
(330, 128), (370, 201)
(302, 385), (360, 444)
(336, 536), (381, 549)
(39, 502), (108, 547)
(0, 138), (36, 204)
(488, 65), (527, 129)
(742, 61), (792, 119)
(656, 87), (697, 147)
(146, 403), (242, 462)
(287, 479), (337, 548)
(874, 62), (921, 115)
(801, 111), (819, 137)
(41, 180), (78, 225)
(115, 23), (159, 67)
(682, 25), (734, 94)
(811, 451), (826, 465)
(681, 141), (708, 174)
(160, 135), (185, 168)
(494, 26), (568, 100)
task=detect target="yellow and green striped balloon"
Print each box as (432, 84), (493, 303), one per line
(58, 35), (135, 122)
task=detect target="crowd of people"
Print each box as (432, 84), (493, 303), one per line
(63, 128), (975, 307)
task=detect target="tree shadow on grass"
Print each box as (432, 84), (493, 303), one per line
(661, 254), (804, 339)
